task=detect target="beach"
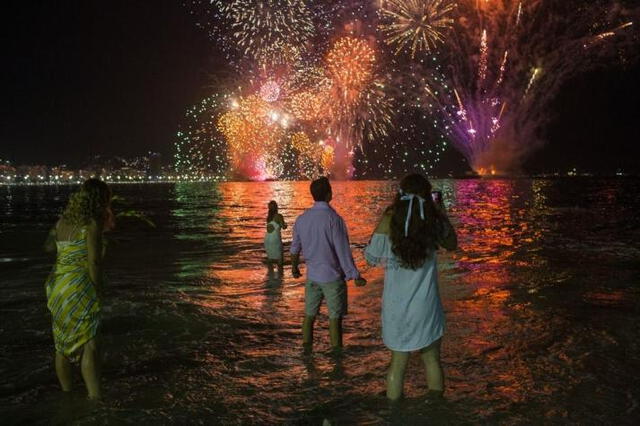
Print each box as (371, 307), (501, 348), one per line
(1, 179), (639, 424)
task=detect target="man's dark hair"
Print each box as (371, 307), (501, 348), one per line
(310, 177), (331, 201)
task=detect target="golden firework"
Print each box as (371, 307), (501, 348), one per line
(326, 37), (376, 90)
(379, 0), (456, 58)
(321, 144), (335, 173)
(288, 91), (323, 121)
(216, 95), (284, 168)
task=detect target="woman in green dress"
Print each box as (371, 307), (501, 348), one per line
(44, 178), (113, 400)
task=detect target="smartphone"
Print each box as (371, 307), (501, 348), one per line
(431, 191), (443, 203)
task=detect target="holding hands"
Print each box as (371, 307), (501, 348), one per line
(291, 263), (366, 288)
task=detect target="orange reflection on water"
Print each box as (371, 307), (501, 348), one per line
(442, 179), (537, 404)
(454, 179), (519, 287)
(201, 181), (393, 317)
(171, 180), (548, 407)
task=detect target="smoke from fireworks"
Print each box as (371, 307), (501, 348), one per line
(419, 0), (638, 174)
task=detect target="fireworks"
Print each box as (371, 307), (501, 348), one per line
(179, 0), (638, 179)
(324, 36), (381, 164)
(288, 91), (323, 121)
(415, 0), (638, 174)
(356, 79), (394, 141)
(174, 95), (229, 180)
(290, 131), (313, 153)
(216, 95), (286, 176)
(260, 154), (285, 180)
(326, 37), (376, 91)
(218, 0), (314, 67)
(259, 80), (281, 102)
(181, 1), (445, 180)
(290, 131), (325, 178)
(379, 0), (456, 58)
(321, 144), (335, 174)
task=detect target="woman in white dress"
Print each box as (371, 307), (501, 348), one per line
(365, 174), (457, 402)
(264, 200), (287, 272)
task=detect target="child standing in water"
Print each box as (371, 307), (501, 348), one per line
(264, 200), (287, 273)
(365, 174), (457, 403)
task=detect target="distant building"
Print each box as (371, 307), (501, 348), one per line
(147, 152), (162, 177)
(17, 165), (48, 182)
(49, 166), (75, 182)
(0, 160), (17, 182)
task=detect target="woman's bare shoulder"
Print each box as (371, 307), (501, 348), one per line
(374, 210), (393, 234)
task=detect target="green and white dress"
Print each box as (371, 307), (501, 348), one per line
(45, 227), (100, 360)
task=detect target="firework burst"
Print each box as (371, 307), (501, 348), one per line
(379, 0), (456, 58)
(216, 95), (286, 175)
(417, 0), (638, 174)
(288, 90), (323, 121)
(290, 131), (325, 178)
(219, 0), (315, 67)
(175, 95), (229, 180)
(326, 37), (376, 91)
(321, 144), (335, 174)
(259, 80), (281, 102)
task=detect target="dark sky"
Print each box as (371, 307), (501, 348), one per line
(2, 0), (214, 167)
(2, 1), (639, 174)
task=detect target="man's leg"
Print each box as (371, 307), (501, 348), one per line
(328, 317), (342, 348)
(303, 281), (322, 351)
(303, 315), (315, 347)
(324, 280), (347, 349)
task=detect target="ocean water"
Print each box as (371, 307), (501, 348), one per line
(1, 179), (639, 424)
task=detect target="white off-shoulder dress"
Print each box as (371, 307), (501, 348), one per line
(365, 234), (444, 352)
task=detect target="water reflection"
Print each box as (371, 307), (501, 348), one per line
(2, 179), (640, 423)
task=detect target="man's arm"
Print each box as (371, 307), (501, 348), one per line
(331, 216), (365, 285)
(290, 220), (302, 278)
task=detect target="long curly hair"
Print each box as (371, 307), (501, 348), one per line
(62, 178), (113, 228)
(388, 174), (442, 269)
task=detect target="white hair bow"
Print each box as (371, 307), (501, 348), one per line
(399, 190), (425, 237)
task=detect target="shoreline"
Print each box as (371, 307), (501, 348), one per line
(1, 175), (640, 187)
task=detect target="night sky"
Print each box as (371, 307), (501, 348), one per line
(2, 0), (639, 174)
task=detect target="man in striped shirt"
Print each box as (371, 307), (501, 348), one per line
(291, 177), (367, 351)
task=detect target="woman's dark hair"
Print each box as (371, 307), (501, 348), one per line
(389, 174), (442, 270)
(267, 200), (278, 223)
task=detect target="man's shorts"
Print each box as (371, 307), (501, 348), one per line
(305, 279), (347, 319)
